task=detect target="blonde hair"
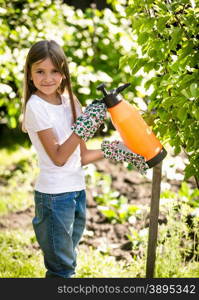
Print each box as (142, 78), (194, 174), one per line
(21, 40), (78, 132)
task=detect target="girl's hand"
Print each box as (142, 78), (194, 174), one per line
(71, 100), (107, 142)
(101, 140), (149, 175)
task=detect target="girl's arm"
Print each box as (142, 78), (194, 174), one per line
(80, 140), (104, 166)
(37, 99), (106, 167)
(38, 129), (81, 166)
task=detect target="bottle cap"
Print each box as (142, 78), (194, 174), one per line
(97, 83), (130, 108)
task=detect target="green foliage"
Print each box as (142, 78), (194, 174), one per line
(127, 182), (199, 277)
(98, 197), (141, 224)
(161, 181), (199, 207)
(119, 0), (199, 180)
(127, 227), (148, 254)
(0, 0), (131, 129)
(0, 0), (57, 128)
(155, 191), (199, 277)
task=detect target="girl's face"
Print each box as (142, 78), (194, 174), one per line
(31, 57), (63, 97)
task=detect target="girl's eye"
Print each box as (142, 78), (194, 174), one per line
(35, 70), (60, 74)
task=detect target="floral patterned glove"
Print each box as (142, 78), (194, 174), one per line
(71, 100), (107, 142)
(101, 140), (149, 174)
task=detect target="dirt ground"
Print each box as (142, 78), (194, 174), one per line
(1, 153), (191, 262)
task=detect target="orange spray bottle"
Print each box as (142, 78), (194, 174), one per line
(97, 83), (167, 168)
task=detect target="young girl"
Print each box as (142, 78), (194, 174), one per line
(22, 40), (148, 278)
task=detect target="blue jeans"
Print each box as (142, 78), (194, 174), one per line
(32, 190), (86, 278)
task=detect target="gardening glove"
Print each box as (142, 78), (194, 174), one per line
(101, 140), (149, 175)
(71, 100), (107, 142)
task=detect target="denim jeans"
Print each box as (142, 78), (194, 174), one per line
(32, 190), (86, 278)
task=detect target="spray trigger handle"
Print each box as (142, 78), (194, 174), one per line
(97, 83), (108, 96)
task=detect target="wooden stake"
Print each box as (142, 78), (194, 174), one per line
(146, 161), (162, 278)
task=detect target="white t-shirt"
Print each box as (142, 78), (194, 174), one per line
(25, 94), (85, 194)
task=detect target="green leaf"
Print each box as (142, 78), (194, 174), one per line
(8, 116), (17, 128)
(191, 106), (199, 120)
(148, 49), (158, 58)
(180, 89), (191, 99)
(178, 43), (194, 60)
(158, 107), (166, 119)
(147, 100), (156, 111)
(162, 97), (175, 109)
(119, 55), (129, 70)
(144, 77), (155, 90)
(128, 54), (139, 67)
(169, 28), (183, 50)
(177, 106), (187, 122)
(174, 144), (181, 156)
(190, 83), (199, 98)
(184, 164), (195, 180)
(98, 206), (117, 221)
(128, 205), (139, 214)
(156, 16), (170, 31)
(158, 2), (169, 11)
(129, 58), (147, 74)
(137, 32), (150, 45)
(179, 74), (195, 88)
(187, 138), (195, 152)
(179, 182), (190, 199)
(144, 61), (155, 72)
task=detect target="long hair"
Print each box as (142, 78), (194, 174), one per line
(21, 40), (78, 132)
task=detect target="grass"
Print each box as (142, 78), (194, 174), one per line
(0, 229), (45, 278)
(0, 228), (146, 278)
(76, 247), (146, 278)
(0, 227), (198, 278)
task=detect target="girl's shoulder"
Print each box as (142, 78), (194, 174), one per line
(27, 94), (43, 107)
(25, 95), (48, 116)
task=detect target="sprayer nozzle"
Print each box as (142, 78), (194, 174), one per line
(116, 83), (131, 94)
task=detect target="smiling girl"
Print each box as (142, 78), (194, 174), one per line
(21, 40), (106, 278)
